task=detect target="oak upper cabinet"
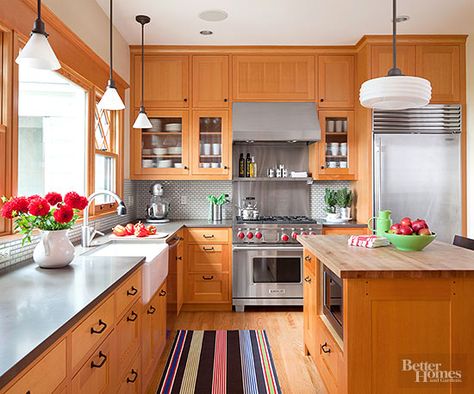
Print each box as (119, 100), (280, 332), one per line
(133, 55), (189, 108)
(131, 110), (190, 178)
(371, 45), (416, 78)
(192, 55), (229, 108)
(318, 55), (354, 108)
(415, 45), (461, 103)
(232, 55), (315, 101)
(191, 110), (231, 177)
(310, 110), (356, 180)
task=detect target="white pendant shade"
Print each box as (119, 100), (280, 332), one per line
(360, 75), (432, 110)
(133, 111), (152, 129)
(15, 33), (60, 70)
(98, 86), (125, 110)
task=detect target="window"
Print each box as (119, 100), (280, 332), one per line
(94, 93), (118, 207)
(17, 65), (87, 196)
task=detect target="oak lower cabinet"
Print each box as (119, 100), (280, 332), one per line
(184, 228), (232, 309)
(318, 55), (354, 108)
(303, 251), (317, 357)
(232, 55), (315, 101)
(167, 231), (184, 315)
(322, 227), (369, 236)
(116, 352), (141, 394)
(192, 55), (229, 108)
(141, 281), (167, 391)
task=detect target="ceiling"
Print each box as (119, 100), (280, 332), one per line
(95, 0), (473, 46)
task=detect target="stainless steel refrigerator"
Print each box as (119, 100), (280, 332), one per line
(373, 105), (462, 243)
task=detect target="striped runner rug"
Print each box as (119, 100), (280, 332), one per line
(157, 330), (282, 394)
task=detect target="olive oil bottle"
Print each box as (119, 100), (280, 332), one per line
(239, 153), (245, 177)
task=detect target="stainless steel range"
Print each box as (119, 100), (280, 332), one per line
(232, 215), (322, 311)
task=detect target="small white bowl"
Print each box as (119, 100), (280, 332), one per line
(201, 163), (211, 168)
(165, 123), (182, 132)
(157, 160), (173, 168)
(174, 163), (184, 168)
(210, 162), (220, 168)
(153, 147), (168, 155)
(167, 147), (182, 154)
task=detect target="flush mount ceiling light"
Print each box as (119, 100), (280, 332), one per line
(359, 0), (431, 110)
(200, 30), (213, 36)
(198, 9), (228, 22)
(133, 15), (152, 129)
(98, 0), (125, 111)
(16, 0), (60, 70)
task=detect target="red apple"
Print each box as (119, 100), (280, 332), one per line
(418, 228), (432, 236)
(399, 225), (414, 235)
(400, 217), (412, 227)
(411, 219), (428, 233)
(389, 223), (402, 234)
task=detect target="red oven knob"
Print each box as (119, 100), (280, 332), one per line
(310, 231), (318, 236)
(237, 231), (245, 239)
(255, 232), (263, 239)
(281, 234), (289, 242)
(291, 231), (298, 240)
(247, 231), (254, 239)
(301, 231), (308, 236)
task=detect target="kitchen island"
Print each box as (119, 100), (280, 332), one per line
(298, 235), (474, 394)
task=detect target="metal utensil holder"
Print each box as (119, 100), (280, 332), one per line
(211, 203), (223, 223)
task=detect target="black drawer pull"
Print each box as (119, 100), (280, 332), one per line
(224, 98), (228, 102)
(304, 276), (312, 283)
(177, 256), (183, 260)
(127, 311), (138, 322)
(321, 342), (331, 354)
(91, 351), (107, 368)
(127, 286), (138, 296)
(202, 275), (214, 280)
(147, 305), (156, 315)
(127, 369), (138, 383)
(304, 255), (311, 261)
(90, 319), (107, 334)
(159, 289), (167, 296)
(184, 98), (188, 102)
(202, 234), (215, 239)
(203, 246), (215, 251)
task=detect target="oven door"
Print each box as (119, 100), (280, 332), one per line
(232, 245), (303, 300)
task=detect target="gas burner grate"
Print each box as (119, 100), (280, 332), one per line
(235, 215), (318, 225)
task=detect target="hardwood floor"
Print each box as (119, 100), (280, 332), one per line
(148, 308), (327, 393)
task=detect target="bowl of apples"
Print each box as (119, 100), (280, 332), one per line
(383, 217), (436, 251)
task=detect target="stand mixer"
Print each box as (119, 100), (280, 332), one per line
(146, 183), (170, 223)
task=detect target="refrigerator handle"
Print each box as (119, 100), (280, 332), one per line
(374, 137), (382, 214)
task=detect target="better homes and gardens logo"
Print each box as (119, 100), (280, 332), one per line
(402, 358), (462, 384)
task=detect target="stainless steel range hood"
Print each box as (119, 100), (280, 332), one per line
(232, 102), (320, 142)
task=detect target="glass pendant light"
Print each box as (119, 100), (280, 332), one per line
(359, 0), (431, 110)
(98, 0), (125, 110)
(133, 15), (152, 129)
(16, 0), (60, 70)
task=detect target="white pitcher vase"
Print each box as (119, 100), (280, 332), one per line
(33, 230), (75, 268)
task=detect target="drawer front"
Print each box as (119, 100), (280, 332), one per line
(185, 273), (229, 303)
(115, 270), (142, 319)
(116, 300), (141, 376)
(71, 295), (115, 370)
(117, 352), (141, 394)
(186, 228), (229, 244)
(315, 317), (343, 393)
(187, 244), (229, 272)
(71, 333), (114, 394)
(5, 339), (66, 394)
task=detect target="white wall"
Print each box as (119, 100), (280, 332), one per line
(43, 0), (132, 179)
(467, 37), (474, 237)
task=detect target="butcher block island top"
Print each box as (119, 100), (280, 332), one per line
(298, 235), (474, 279)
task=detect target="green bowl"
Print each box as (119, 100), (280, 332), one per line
(383, 232), (437, 251)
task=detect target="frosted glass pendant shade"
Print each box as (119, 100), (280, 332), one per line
(15, 33), (60, 70)
(360, 75), (432, 110)
(133, 111), (152, 129)
(98, 85), (125, 110)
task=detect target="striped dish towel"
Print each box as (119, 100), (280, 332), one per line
(348, 235), (390, 248)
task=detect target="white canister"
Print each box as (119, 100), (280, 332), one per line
(211, 143), (221, 155)
(327, 120), (335, 133)
(210, 162), (220, 168)
(335, 120), (344, 132)
(33, 230), (75, 268)
(328, 161), (337, 168)
(342, 120), (348, 132)
(202, 143), (211, 155)
(340, 143), (348, 156)
(340, 161), (348, 168)
(330, 143), (339, 156)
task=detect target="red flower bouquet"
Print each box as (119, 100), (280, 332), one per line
(1, 191), (88, 245)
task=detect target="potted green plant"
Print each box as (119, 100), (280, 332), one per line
(324, 188), (339, 222)
(336, 188), (353, 220)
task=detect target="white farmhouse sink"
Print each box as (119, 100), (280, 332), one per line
(85, 242), (169, 303)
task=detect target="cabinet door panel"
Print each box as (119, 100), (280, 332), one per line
(318, 55), (354, 108)
(371, 45), (416, 78)
(416, 45), (460, 102)
(233, 55), (315, 100)
(116, 301), (141, 376)
(193, 56), (229, 108)
(185, 273), (230, 303)
(134, 55), (189, 108)
(303, 266), (316, 357)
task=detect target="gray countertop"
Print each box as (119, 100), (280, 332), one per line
(0, 255), (144, 388)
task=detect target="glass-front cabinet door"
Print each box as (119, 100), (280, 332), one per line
(316, 110), (356, 180)
(133, 110), (189, 176)
(191, 110), (230, 176)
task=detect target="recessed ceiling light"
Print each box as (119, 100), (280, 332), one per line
(395, 15), (410, 22)
(200, 30), (213, 36)
(198, 9), (228, 22)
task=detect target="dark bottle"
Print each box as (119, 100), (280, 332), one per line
(238, 153), (245, 177)
(246, 153), (251, 177)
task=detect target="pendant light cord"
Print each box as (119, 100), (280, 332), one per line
(141, 22), (145, 110)
(388, 0), (402, 76)
(109, 0), (113, 83)
(37, 0), (41, 21)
